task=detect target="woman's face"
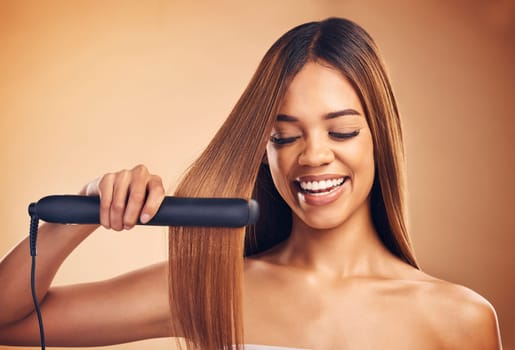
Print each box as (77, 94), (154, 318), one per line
(266, 61), (375, 230)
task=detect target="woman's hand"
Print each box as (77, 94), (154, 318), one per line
(81, 164), (166, 231)
(0, 164), (172, 344)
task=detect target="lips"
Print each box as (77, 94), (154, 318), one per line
(294, 175), (349, 206)
(298, 177), (345, 193)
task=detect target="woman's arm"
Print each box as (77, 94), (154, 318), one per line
(0, 222), (98, 326)
(458, 295), (503, 350)
(0, 164), (173, 345)
(429, 281), (503, 350)
(0, 262), (172, 346)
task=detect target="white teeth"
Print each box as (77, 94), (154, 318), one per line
(299, 177), (345, 192)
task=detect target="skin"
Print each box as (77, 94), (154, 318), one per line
(0, 62), (502, 349)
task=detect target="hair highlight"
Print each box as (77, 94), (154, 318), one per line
(169, 17), (418, 349)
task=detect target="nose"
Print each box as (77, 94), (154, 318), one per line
(298, 135), (334, 167)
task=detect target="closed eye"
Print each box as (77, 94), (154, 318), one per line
(270, 135), (301, 145)
(329, 130), (360, 140)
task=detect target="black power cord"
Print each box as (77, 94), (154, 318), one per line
(28, 203), (46, 350)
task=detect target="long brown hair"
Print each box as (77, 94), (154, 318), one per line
(169, 17), (418, 349)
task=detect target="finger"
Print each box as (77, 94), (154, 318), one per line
(123, 186), (147, 230)
(97, 173), (115, 229)
(122, 165), (151, 229)
(110, 170), (132, 231)
(140, 175), (166, 224)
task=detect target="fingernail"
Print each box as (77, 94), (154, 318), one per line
(140, 213), (150, 224)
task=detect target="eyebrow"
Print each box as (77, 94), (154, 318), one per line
(276, 109), (361, 122)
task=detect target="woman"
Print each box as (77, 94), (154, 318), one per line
(0, 17), (502, 349)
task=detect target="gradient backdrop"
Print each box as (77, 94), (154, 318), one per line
(0, 1), (513, 349)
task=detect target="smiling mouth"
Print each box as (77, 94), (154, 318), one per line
(296, 177), (348, 196)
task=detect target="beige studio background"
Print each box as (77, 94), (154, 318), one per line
(0, 0), (514, 349)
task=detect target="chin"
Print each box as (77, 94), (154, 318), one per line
(296, 210), (349, 231)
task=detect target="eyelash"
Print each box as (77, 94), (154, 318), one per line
(270, 130), (360, 145)
(329, 130), (360, 140)
(269, 136), (301, 145)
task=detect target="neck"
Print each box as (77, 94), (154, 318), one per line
(277, 201), (397, 278)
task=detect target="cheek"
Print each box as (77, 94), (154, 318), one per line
(356, 134), (375, 186)
(266, 144), (293, 172)
(266, 144), (296, 194)
(342, 132), (375, 182)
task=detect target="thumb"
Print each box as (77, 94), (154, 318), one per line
(80, 176), (102, 196)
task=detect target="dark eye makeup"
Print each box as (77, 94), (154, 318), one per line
(329, 130), (360, 140)
(269, 135), (301, 145)
(270, 130), (360, 145)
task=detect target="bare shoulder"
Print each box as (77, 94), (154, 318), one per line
(409, 273), (502, 349)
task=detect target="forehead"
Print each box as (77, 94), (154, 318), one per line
(279, 61), (363, 116)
